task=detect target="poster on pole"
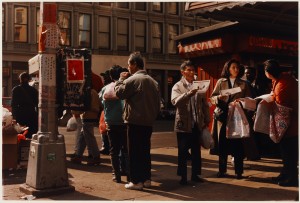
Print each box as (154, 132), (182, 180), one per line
(67, 57), (85, 83)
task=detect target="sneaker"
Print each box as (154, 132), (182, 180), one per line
(125, 182), (143, 190)
(143, 180), (151, 188)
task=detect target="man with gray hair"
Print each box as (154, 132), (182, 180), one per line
(115, 52), (160, 190)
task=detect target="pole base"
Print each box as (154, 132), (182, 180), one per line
(19, 183), (75, 198)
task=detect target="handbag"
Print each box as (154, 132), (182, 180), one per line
(200, 128), (215, 149)
(269, 102), (292, 143)
(226, 101), (250, 139)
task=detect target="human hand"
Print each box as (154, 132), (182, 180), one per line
(217, 94), (229, 101)
(188, 88), (198, 97)
(120, 72), (131, 80)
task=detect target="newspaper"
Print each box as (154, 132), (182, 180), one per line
(255, 93), (274, 103)
(239, 97), (257, 111)
(193, 80), (210, 93)
(220, 87), (241, 96)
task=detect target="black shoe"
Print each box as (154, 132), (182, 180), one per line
(179, 178), (187, 185)
(271, 174), (286, 182)
(217, 172), (226, 178)
(236, 174), (243, 180)
(278, 179), (298, 187)
(112, 175), (121, 183)
(100, 148), (109, 155)
(191, 175), (204, 182)
(87, 157), (101, 166)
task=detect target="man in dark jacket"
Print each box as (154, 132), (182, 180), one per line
(11, 72), (38, 138)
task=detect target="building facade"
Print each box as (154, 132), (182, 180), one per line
(2, 2), (219, 109)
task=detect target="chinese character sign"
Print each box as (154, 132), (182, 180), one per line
(67, 57), (84, 83)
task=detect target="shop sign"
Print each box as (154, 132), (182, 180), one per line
(178, 38), (222, 54)
(249, 36), (298, 56)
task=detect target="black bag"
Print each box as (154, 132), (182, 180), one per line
(213, 106), (228, 123)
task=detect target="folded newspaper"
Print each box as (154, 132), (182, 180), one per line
(193, 80), (210, 93)
(220, 87), (242, 96)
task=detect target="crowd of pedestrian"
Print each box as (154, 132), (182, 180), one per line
(11, 53), (298, 190)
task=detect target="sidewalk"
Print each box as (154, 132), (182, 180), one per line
(2, 130), (299, 201)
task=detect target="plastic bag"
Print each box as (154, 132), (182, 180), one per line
(2, 107), (12, 127)
(103, 82), (118, 100)
(200, 128), (214, 149)
(226, 101), (250, 139)
(66, 117), (77, 131)
(253, 100), (273, 134)
(270, 102), (292, 143)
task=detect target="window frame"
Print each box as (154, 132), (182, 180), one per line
(98, 15), (111, 50)
(57, 10), (72, 46)
(2, 5), (5, 41)
(135, 20), (146, 52)
(117, 18), (129, 51)
(78, 13), (91, 48)
(135, 2), (147, 11)
(14, 5), (28, 43)
(168, 24), (179, 54)
(152, 22), (163, 53)
(152, 2), (162, 13)
(167, 2), (178, 15)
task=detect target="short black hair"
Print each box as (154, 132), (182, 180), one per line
(180, 60), (194, 71)
(263, 59), (282, 79)
(221, 59), (243, 78)
(19, 72), (30, 81)
(128, 52), (144, 69)
(109, 65), (128, 80)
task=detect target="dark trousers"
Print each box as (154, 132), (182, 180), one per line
(219, 123), (244, 175)
(176, 126), (201, 179)
(107, 125), (129, 177)
(279, 136), (298, 180)
(127, 124), (152, 184)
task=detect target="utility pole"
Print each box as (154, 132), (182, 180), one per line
(20, 2), (75, 197)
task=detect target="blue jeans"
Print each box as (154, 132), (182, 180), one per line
(76, 121), (100, 158)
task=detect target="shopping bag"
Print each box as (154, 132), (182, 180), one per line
(253, 100), (273, 134)
(103, 82), (118, 100)
(200, 128), (215, 149)
(66, 117), (77, 131)
(226, 101), (250, 139)
(269, 102), (292, 143)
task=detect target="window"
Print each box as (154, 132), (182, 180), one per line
(58, 11), (71, 46)
(183, 25), (194, 34)
(117, 18), (129, 51)
(168, 24), (178, 54)
(14, 6), (27, 42)
(135, 2), (146, 11)
(98, 16), (110, 50)
(152, 2), (162, 12)
(116, 2), (129, 9)
(2, 6), (5, 41)
(99, 3), (111, 7)
(78, 13), (91, 47)
(152, 22), (162, 53)
(167, 3), (178, 15)
(36, 8), (40, 43)
(135, 20), (146, 52)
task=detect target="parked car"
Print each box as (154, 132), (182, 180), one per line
(2, 97), (12, 112)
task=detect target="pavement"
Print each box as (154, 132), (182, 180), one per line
(1, 121), (299, 201)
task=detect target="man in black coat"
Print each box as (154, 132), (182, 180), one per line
(11, 72), (38, 138)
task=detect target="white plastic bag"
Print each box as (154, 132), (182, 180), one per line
(103, 82), (118, 100)
(200, 128), (214, 149)
(2, 107), (12, 127)
(67, 117), (77, 132)
(226, 101), (250, 139)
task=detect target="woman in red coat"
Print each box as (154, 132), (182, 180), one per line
(264, 59), (298, 187)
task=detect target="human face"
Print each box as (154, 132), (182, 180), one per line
(229, 63), (239, 78)
(245, 69), (255, 82)
(264, 70), (275, 80)
(181, 65), (195, 83)
(127, 60), (138, 75)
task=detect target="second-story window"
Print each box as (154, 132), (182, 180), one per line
(58, 11), (71, 46)
(117, 18), (129, 51)
(135, 20), (146, 52)
(14, 6), (27, 42)
(36, 8), (40, 43)
(116, 2), (129, 9)
(183, 25), (194, 34)
(168, 24), (178, 54)
(135, 2), (146, 11)
(152, 22), (162, 53)
(99, 3), (111, 7)
(79, 13), (91, 47)
(168, 3), (178, 15)
(98, 16), (110, 50)
(152, 3), (162, 13)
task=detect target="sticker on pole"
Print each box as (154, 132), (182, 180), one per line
(67, 57), (84, 83)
